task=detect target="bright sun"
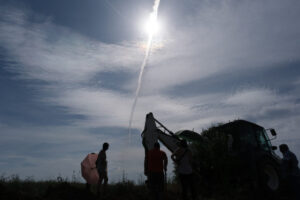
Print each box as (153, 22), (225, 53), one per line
(144, 13), (159, 36)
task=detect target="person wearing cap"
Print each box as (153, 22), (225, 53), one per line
(96, 142), (109, 197)
(171, 140), (196, 200)
(147, 142), (168, 200)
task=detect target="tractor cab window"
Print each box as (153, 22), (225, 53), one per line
(255, 128), (271, 152)
(239, 126), (257, 147)
(238, 124), (258, 149)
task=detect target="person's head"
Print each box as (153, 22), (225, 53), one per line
(154, 142), (160, 149)
(279, 144), (289, 154)
(103, 142), (109, 151)
(180, 139), (188, 148)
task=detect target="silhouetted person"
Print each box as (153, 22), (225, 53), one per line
(96, 142), (109, 197)
(279, 144), (300, 199)
(171, 140), (196, 200)
(147, 142), (168, 200)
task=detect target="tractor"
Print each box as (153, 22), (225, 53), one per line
(142, 112), (282, 198)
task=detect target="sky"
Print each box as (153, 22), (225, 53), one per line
(0, 0), (300, 182)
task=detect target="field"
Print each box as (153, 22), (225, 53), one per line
(0, 175), (198, 200)
(0, 174), (293, 200)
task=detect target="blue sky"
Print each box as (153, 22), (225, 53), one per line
(0, 0), (300, 182)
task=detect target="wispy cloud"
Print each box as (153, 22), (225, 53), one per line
(0, 124), (147, 181)
(139, 0), (300, 92)
(225, 88), (278, 106)
(0, 6), (142, 84)
(0, 0), (300, 181)
(1, 1), (299, 129)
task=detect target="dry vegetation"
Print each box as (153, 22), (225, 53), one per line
(0, 174), (201, 200)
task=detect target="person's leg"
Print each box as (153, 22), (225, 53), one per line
(97, 173), (104, 197)
(103, 172), (108, 195)
(295, 177), (300, 200)
(179, 174), (188, 200)
(85, 183), (90, 191)
(289, 176), (300, 200)
(188, 174), (197, 200)
(158, 172), (164, 200)
(154, 173), (160, 200)
(149, 172), (164, 200)
(149, 173), (157, 200)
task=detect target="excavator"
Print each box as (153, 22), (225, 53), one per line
(141, 112), (282, 198)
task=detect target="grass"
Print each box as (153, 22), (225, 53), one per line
(0, 174), (195, 200)
(1, 174), (290, 200)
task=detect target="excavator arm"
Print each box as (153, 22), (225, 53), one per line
(141, 112), (203, 177)
(141, 112), (181, 176)
(141, 112), (181, 153)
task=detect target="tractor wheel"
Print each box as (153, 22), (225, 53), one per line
(258, 159), (281, 197)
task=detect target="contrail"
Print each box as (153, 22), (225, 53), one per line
(104, 0), (124, 19)
(128, 0), (161, 140)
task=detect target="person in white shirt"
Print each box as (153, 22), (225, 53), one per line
(171, 140), (197, 200)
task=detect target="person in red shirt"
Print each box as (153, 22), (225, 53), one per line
(146, 142), (168, 200)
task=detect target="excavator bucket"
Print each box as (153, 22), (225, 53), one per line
(141, 112), (180, 153)
(142, 112), (181, 177)
(142, 113), (159, 151)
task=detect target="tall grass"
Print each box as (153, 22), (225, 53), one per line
(0, 174), (186, 200)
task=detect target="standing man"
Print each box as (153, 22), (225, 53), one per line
(146, 142), (168, 200)
(96, 142), (109, 197)
(171, 140), (196, 200)
(279, 144), (300, 199)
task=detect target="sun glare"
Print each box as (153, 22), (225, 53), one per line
(144, 13), (159, 36)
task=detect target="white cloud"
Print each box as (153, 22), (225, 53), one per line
(1, 1), (300, 181)
(0, 6), (143, 84)
(294, 78), (300, 86)
(1, 2), (299, 129)
(225, 88), (278, 106)
(137, 0), (300, 92)
(0, 125), (146, 182)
